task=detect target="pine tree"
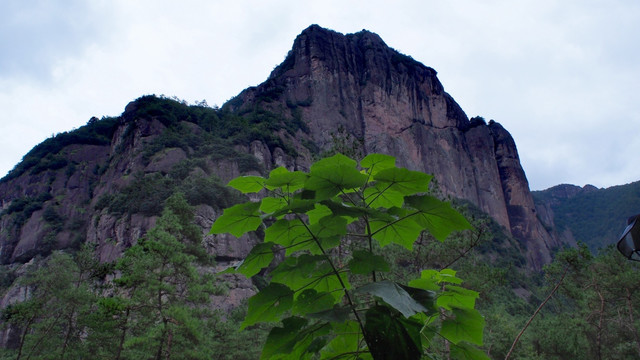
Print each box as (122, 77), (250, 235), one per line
(114, 193), (217, 359)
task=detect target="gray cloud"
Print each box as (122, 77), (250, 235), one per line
(0, 1), (114, 81)
(1, 0), (639, 191)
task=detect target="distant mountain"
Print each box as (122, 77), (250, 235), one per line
(533, 182), (640, 252)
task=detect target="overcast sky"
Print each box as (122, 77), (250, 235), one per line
(1, 0), (639, 191)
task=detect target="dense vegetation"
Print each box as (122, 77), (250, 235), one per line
(1, 94), (309, 190)
(1, 94), (640, 358)
(212, 154), (483, 359)
(533, 182), (640, 251)
(96, 95), (314, 217)
(1, 165), (639, 358)
(0, 116), (119, 183)
(0, 194), (267, 359)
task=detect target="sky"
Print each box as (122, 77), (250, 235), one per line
(1, 0), (639, 191)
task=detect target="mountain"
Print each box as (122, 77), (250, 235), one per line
(533, 182), (640, 251)
(0, 24), (558, 277)
(228, 25), (559, 268)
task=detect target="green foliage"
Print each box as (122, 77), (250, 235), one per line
(1, 116), (118, 182)
(533, 182), (640, 251)
(0, 194), (232, 359)
(1, 245), (98, 359)
(1, 193), (52, 235)
(212, 153), (486, 359)
(131, 95), (306, 156)
(112, 194), (218, 359)
(530, 245), (640, 359)
(96, 172), (175, 216)
(42, 206), (64, 231)
(96, 170), (241, 216)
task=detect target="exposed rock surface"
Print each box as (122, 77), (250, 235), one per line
(233, 25), (559, 269)
(0, 25), (560, 279)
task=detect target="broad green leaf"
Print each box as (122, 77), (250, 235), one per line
(261, 321), (331, 360)
(450, 342), (491, 360)
(271, 199), (317, 218)
(409, 269), (463, 290)
(320, 200), (370, 222)
(309, 236), (341, 256)
(228, 175), (265, 193)
(265, 167), (308, 191)
(306, 156), (368, 200)
(286, 323), (332, 360)
(364, 184), (405, 209)
(438, 269), (464, 284)
(301, 337), (330, 359)
(408, 271), (439, 291)
(419, 322), (438, 347)
(237, 242), (274, 278)
(360, 153), (396, 175)
(270, 255), (349, 300)
(242, 283), (294, 329)
(292, 289), (336, 315)
(348, 250), (390, 274)
(437, 285), (479, 310)
(309, 215), (348, 239)
(307, 204), (332, 224)
(210, 201), (262, 237)
(440, 307), (485, 345)
(373, 167), (432, 195)
(370, 209), (424, 249)
(310, 153), (357, 171)
(400, 285), (437, 315)
(260, 196), (289, 214)
(307, 305), (351, 323)
(261, 316), (308, 359)
(364, 305), (422, 360)
(261, 318), (331, 360)
(405, 195), (472, 241)
(264, 219), (312, 255)
(355, 280), (432, 317)
(320, 321), (366, 360)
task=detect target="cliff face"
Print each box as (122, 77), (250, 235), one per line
(0, 25), (558, 274)
(233, 25), (558, 269)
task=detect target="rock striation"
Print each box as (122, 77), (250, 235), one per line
(0, 25), (560, 275)
(233, 25), (559, 269)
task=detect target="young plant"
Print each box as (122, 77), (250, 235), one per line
(211, 153), (488, 359)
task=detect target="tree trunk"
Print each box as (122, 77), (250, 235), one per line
(16, 317), (35, 360)
(594, 287), (604, 360)
(115, 306), (130, 360)
(625, 288), (640, 357)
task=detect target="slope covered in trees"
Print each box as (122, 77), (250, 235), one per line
(533, 182), (640, 251)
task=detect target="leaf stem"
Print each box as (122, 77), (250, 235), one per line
(295, 214), (367, 338)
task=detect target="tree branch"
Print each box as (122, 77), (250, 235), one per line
(505, 265), (569, 360)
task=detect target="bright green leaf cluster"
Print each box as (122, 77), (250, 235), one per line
(211, 153), (485, 359)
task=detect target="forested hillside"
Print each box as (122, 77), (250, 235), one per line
(533, 182), (640, 252)
(0, 25), (639, 359)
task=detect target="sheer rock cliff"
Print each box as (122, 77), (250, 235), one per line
(0, 25), (560, 278)
(232, 25), (559, 269)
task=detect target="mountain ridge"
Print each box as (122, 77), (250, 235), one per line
(231, 24), (558, 269)
(534, 181), (640, 251)
(1, 25), (557, 271)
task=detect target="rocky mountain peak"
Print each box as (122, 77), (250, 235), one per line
(238, 25), (558, 269)
(0, 25), (560, 272)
